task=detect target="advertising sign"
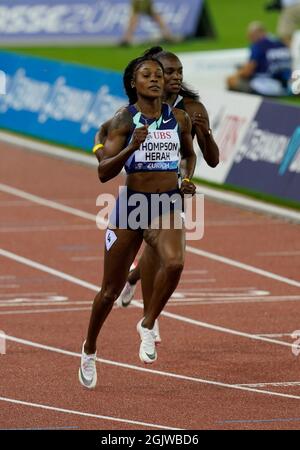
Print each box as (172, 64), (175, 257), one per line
(226, 100), (300, 203)
(0, 0), (204, 43)
(0, 51), (126, 150)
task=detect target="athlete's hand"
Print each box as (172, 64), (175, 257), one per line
(130, 126), (148, 150)
(191, 112), (211, 137)
(180, 179), (196, 197)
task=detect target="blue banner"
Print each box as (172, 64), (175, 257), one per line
(226, 100), (300, 203)
(0, 0), (204, 43)
(0, 51), (126, 150)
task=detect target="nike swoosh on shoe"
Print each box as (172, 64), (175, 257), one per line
(79, 368), (95, 388)
(145, 352), (157, 360)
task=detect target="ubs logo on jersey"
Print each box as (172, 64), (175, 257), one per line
(153, 131), (172, 140)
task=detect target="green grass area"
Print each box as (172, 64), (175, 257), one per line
(0, 0), (281, 70)
(2, 1), (298, 105)
(1, 0), (299, 209)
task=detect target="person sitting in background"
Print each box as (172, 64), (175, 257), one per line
(121, 0), (176, 46)
(226, 21), (292, 96)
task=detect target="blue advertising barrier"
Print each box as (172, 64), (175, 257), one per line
(0, 51), (126, 150)
(226, 100), (300, 203)
(0, 0), (204, 43)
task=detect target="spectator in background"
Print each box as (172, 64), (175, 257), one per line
(121, 0), (176, 46)
(277, 0), (300, 47)
(226, 21), (292, 96)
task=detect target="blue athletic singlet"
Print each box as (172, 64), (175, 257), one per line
(125, 103), (181, 174)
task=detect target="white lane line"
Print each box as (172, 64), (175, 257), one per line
(4, 334), (300, 402)
(0, 183), (99, 223)
(256, 333), (294, 338)
(0, 248), (294, 349)
(0, 132), (98, 167)
(236, 381), (300, 388)
(178, 279), (216, 284)
(186, 246), (300, 288)
(0, 307), (91, 315)
(0, 396), (179, 430)
(197, 184), (300, 223)
(0, 292), (57, 298)
(70, 256), (102, 262)
(1, 182), (299, 288)
(2, 130), (300, 223)
(0, 249), (99, 292)
(0, 225), (96, 233)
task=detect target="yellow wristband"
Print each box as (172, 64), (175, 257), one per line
(182, 177), (190, 183)
(92, 143), (104, 153)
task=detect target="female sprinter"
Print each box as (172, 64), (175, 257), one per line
(111, 47), (220, 343)
(79, 54), (196, 388)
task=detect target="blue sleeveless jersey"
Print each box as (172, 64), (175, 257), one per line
(125, 103), (180, 174)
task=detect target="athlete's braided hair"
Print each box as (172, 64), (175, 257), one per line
(123, 55), (164, 104)
(143, 46), (200, 101)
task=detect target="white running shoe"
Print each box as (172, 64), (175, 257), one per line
(116, 262), (137, 308)
(78, 341), (97, 389)
(137, 319), (157, 364)
(116, 281), (137, 308)
(153, 319), (161, 345)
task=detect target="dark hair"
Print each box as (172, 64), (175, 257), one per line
(123, 55), (164, 104)
(143, 46), (199, 101)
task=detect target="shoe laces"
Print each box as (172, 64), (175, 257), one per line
(141, 326), (155, 352)
(124, 282), (134, 296)
(82, 352), (96, 378)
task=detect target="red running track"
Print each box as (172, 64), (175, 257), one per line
(0, 141), (300, 430)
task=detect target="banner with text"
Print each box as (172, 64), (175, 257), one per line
(226, 100), (300, 203)
(0, 51), (126, 149)
(193, 88), (262, 184)
(0, 0), (204, 44)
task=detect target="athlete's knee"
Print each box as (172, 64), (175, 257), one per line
(164, 258), (184, 276)
(99, 284), (122, 307)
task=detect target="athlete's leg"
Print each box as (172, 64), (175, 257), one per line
(84, 228), (143, 354)
(151, 12), (174, 41)
(139, 244), (160, 316)
(122, 13), (139, 45)
(142, 220), (185, 330)
(127, 262), (141, 285)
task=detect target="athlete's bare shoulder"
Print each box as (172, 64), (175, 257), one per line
(109, 106), (133, 134)
(183, 98), (209, 119)
(172, 107), (192, 132)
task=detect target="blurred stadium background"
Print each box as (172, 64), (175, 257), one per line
(0, 0), (299, 207)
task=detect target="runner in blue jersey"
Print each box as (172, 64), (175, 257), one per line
(79, 55), (196, 389)
(93, 47), (220, 345)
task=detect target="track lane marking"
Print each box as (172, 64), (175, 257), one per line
(0, 182), (299, 288)
(0, 248), (295, 349)
(0, 395), (180, 430)
(3, 333), (300, 402)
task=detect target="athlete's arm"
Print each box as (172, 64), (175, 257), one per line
(185, 100), (219, 168)
(93, 119), (112, 162)
(94, 107), (125, 162)
(98, 108), (148, 183)
(174, 109), (197, 196)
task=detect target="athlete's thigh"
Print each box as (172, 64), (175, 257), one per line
(144, 226), (185, 266)
(102, 228), (143, 290)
